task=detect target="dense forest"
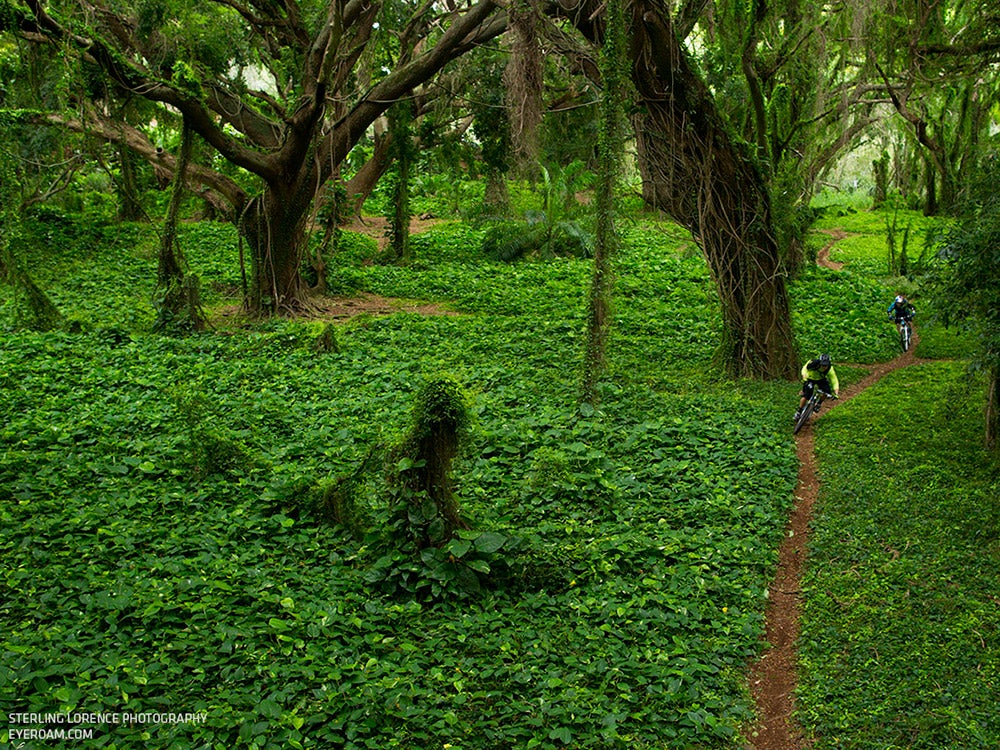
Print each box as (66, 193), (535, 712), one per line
(1, 0), (999, 748)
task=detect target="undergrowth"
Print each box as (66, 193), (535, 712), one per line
(0, 205), (987, 748)
(798, 362), (1000, 748)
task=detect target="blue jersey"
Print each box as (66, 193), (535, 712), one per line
(888, 298), (915, 319)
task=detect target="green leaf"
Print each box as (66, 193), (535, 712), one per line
(549, 727), (573, 744)
(257, 698), (282, 719)
(473, 531), (506, 553)
(445, 538), (473, 558)
(465, 558), (490, 574)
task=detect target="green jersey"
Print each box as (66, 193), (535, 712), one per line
(801, 359), (839, 392)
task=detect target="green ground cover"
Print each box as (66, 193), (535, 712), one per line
(1, 210), (992, 748)
(807, 206), (975, 362)
(798, 362), (1000, 748)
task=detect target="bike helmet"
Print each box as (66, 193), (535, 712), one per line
(895, 295), (905, 304)
(819, 353), (832, 367)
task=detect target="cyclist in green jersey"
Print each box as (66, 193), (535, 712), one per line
(794, 353), (840, 422)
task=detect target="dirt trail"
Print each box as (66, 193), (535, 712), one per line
(814, 228), (850, 271)
(746, 237), (925, 749)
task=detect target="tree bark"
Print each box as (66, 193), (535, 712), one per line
(629, 2), (797, 379)
(240, 184), (313, 315)
(116, 143), (145, 222)
(342, 130), (392, 218)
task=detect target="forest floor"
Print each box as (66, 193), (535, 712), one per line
(746, 233), (926, 750)
(305, 215), (456, 319)
(213, 215), (454, 322)
(307, 218), (919, 747)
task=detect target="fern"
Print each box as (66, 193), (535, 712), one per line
(480, 218), (593, 262)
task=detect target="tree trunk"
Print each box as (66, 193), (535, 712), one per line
(987, 363), (1000, 456)
(343, 129), (392, 218)
(386, 102), (414, 264)
(630, 3), (797, 379)
(924, 158), (938, 217)
(483, 168), (510, 215)
(155, 122), (206, 331)
(116, 143), (145, 222)
(873, 153), (889, 209)
(240, 184), (312, 315)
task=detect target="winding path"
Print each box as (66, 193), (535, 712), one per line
(746, 236), (925, 749)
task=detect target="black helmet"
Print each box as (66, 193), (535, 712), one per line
(819, 353), (832, 367)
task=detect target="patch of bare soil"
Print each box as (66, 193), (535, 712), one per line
(307, 292), (457, 319)
(210, 293), (458, 326)
(746, 242), (926, 749)
(341, 214), (445, 252)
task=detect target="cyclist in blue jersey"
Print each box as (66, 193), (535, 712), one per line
(887, 294), (915, 325)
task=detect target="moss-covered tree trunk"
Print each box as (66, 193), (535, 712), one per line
(117, 142), (145, 222)
(385, 101), (414, 264)
(391, 376), (471, 549)
(581, 0), (627, 404)
(154, 122), (206, 331)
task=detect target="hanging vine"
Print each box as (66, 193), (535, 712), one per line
(504, 0), (544, 174)
(581, 0), (629, 404)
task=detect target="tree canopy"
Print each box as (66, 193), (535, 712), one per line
(2, 0), (508, 312)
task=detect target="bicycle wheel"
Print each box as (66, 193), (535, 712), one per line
(899, 322), (909, 352)
(793, 396), (813, 435)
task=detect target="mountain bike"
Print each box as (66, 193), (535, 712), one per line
(793, 387), (838, 435)
(896, 316), (914, 352)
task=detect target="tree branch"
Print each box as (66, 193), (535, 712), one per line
(28, 111), (247, 216)
(18, 0), (283, 180)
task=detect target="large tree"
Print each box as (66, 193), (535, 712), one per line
(558, 0), (803, 378)
(632, 3), (797, 378)
(2, 0), (507, 314)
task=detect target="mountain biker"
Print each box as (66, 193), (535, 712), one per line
(794, 353), (840, 422)
(887, 294), (916, 325)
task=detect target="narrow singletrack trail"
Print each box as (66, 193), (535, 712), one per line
(746, 238), (925, 750)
